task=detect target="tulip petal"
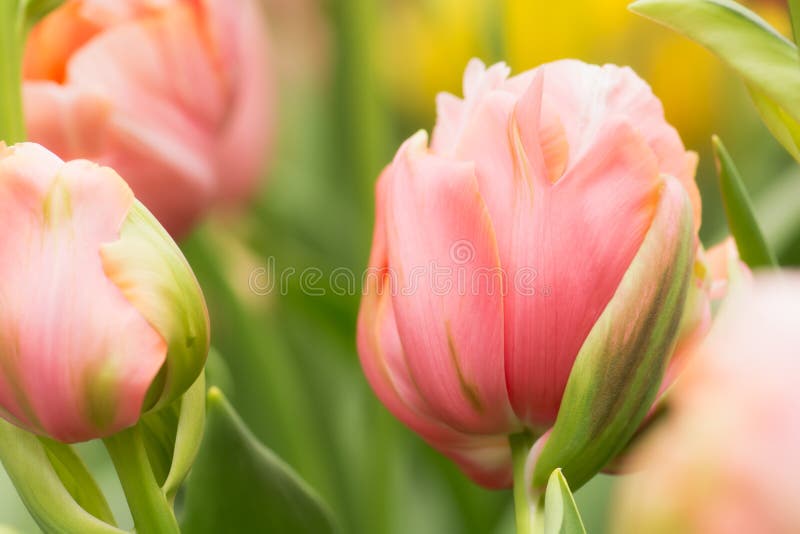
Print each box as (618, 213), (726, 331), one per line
(24, 82), (113, 160)
(358, 281), (512, 488)
(358, 169), (512, 486)
(529, 175), (695, 491)
(385, 131), (514, 434)
(201, 0), (274, 202)
(529, 60), (701, 228)
(100, 200), (209, 413)
(0, 144), (166, 442)
(504, 114), (662, 426)
(63, 2), (224, 235)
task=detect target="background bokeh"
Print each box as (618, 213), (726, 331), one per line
(2, 0), (798, 532)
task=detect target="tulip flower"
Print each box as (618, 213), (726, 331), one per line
(613, 274), (800, 534)
(0, 142), (209, 443)
(358, 58), (714, 490)
(22, 0), (274, 237)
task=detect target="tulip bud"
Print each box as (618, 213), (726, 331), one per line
(357, 58), (709, 488)
(0, 142), (209, 443)
(613, 274), (800, 533)
(22, 0), (274, 237)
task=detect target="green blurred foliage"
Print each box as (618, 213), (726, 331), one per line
(1, 1), (799, 533)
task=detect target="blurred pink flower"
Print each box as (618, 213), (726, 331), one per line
(357, 58), (710, 487)
(0, 142), (208, 443)
(613, 273), (800, 534)
(23, 0), (274, 237)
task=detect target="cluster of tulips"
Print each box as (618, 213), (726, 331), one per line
(1, 0), (799, 533)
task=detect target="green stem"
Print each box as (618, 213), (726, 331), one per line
(510, 432), (535, 534)
(103, 425), (180, 534)
(0, 0), (26, 143)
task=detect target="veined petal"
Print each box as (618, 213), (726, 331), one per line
(527, 60), (701, 226)
(358, 169), (512, 485)
(385, 131), (514, 434)
(529, 175), (695, 491)
(0, 144), (166, 442)
(504, 115), (662, 427)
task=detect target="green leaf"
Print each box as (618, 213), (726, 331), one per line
(789, 0), (800, 47)
(139, 370), (205, 502)
(0, 420), (124, 534)
(181, 388), (338, 534)
(712, 135), (778, 268)
(532, 176), (695, 491)
(747, 84), (800, 163)
(162, 371), (206, 502)
(38, 438), (116, 525)
(543, 470), (586, 534)
(629, 0), (800, 149)
(22, 0), (63, 29)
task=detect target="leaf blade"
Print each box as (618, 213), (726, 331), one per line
(180, 388), (338, 534)
(712, 135), (778, 268)
(544, 469), (586, 534)
(629, 0), (800, 128)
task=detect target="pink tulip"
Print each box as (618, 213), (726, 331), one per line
(357, 59), (710, 488)
(613, 274), (800, 534)
(0, 142), (209, 443)
(23, 0), (274, 237)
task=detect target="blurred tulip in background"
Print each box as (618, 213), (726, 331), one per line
(23, 0), (275, 237)
(613, 273), (800, 534)
(0, 142), (208, 443)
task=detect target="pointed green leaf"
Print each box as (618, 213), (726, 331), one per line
(532, 176), (695, 491)
(544, 469), (586, 534)
(139, 371), (206, 502)
(712, 135), (778, 268)
(629, 0), (800, 135)
(38, 438), (116, 526)
(789, 0), (800, 47)
(747, 84), (800, 163)
(162, 371), (205, 502)
(0, 420), (124, 534)
(181, 388), (337, 534)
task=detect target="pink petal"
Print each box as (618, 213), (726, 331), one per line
(0, 144), (166, 442)
(201, 0), (274, 202)
(358, 170), (512, 486)
(385, 132), (515, 434)
(503, 114), (662, 427)
(525, 60), (701, 228)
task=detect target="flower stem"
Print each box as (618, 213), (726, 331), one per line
(510, 432), (535, 534)
(0, 0), (26, 143)
(103, 425), (180, 534)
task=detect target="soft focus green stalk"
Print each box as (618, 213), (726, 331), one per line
(104, 426), (180, 534)
(510, 432), (535, 534)
(0, 0), (26, 143)
(332, 0), (390, 242)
